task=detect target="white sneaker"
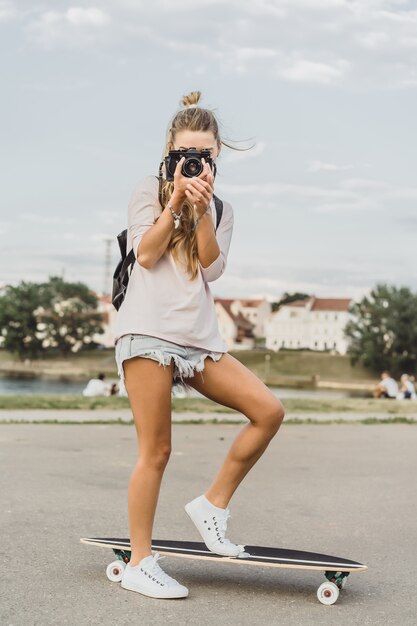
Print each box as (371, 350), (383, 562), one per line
(184, 494), (247, 557)
(121, 553), (188, 599)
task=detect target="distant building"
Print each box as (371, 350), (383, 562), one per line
(231, 298), (271, 338)
(265, 297), (353, 354)
(215, 298), (260, 350)
(93, 292), (271, 352)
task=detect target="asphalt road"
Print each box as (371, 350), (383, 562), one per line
(1, 421), (416, 625)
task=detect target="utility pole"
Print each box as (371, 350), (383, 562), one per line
(102, 236), (113, 297)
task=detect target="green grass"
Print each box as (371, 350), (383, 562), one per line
(0, 417), (415, 425)
(1, 394), (417, 414)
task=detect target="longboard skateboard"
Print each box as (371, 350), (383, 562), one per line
(80, 537), (367, 605)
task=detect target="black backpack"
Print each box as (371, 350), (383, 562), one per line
(112, 189), (224, 312)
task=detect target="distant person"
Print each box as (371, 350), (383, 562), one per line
(82, 373), (109, 397)
(109, 382), (119, 396)
(373, 371), (398, 399)
(397, 374), (416, 400)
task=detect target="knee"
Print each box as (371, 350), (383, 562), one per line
(262, 400), (285, 435)
(140, 443), (172, 471)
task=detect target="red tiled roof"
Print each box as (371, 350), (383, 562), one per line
(281, 296), (351, 311)
(311, 298), (352, 311)
(238, 299), (264, 307)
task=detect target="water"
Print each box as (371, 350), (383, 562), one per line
(0, 375), (361, 399)
(0, 377), (88, 396)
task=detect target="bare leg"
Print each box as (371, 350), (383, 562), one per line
(123, 356), (174, 566)
(186, 353), (285, 508)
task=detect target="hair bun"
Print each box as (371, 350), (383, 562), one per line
(181, 91), (202, 108)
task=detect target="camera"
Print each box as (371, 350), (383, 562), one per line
(164, 148), (214, 181)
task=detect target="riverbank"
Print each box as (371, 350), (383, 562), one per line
(0, 348), (378, 392)
(0, 394), (416, 416)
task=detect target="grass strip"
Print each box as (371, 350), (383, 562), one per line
(1, 394), (417, 414)
(0, 416), (415, 425)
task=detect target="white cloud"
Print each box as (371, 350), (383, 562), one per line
(19, 1), (417, 88)
(217, 176), (417, 214)
(19, 213), (76, 225)
(356, 30), (391, 49)
(221, 268), (371, 302)
(66, 7), (110, 26)
(279, 59), (350, 84)
(26, 6), (111, 47)
(308, 160), (354, 172)
(0, 0), (16, 21)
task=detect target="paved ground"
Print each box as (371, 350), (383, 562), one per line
(1, 408), (416, 423)
(1, 421), (416, 625)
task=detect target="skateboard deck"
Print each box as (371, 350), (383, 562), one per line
(80, 537), (367, 605)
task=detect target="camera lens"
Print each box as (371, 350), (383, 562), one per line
(183, 157), (203, 177)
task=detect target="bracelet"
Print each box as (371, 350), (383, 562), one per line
(167, 202), (182, 229)
(191, 217), (200, 231)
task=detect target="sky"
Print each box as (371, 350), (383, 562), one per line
(1, 0), (416, 303)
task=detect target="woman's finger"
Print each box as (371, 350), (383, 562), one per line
(187, 181), (213, 204)
(185, 188), (209, 207)
(187, 177), (210, 192)
(174, 156), (185, 177)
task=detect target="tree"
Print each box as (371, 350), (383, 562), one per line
(272, 292), (310, 312)
(345, 283), (417, 377)
(0, 281), (45, 359)
(0, 276), (104, 359)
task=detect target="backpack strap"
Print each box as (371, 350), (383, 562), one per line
(213, 194), (223, 232)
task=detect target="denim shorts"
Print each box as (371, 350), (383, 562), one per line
(114, 333), (224, 394)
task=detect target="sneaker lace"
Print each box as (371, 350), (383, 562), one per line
(147, 553), (177, 586)
(217, 509), (231, 536)
(216, 510), (246, 555)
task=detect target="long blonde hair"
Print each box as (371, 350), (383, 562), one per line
(157, 90), (251, 280)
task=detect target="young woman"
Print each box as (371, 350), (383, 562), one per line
(113, 91), (285, 599)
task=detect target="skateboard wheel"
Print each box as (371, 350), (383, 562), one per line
(106, 559), (126, 583)
(317, 581), (339, 605)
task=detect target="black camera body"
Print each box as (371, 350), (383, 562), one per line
(164, 148), (214, 181)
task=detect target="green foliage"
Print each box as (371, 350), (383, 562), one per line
(271, 292), (310, 312)
(0, 276), (104, 359)
(345, 283), (417, 377)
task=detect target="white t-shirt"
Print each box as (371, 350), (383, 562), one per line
(403, 380), (416, 397)
(113, 175), (234, 351)
(82, 379), (108, 397)
(380, 377), (398, 397)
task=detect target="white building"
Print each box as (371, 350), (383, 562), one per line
(265, 297), (353, 354)
(231, 298), (271, 338)
(214, 298), (256, 350)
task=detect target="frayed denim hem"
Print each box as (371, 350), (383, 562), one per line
(172, 351), (223, 394)
(117, 349), (223, 395)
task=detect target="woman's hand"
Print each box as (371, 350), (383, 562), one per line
(184, 159), (214, 219)
(171, 157), (188, 202)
